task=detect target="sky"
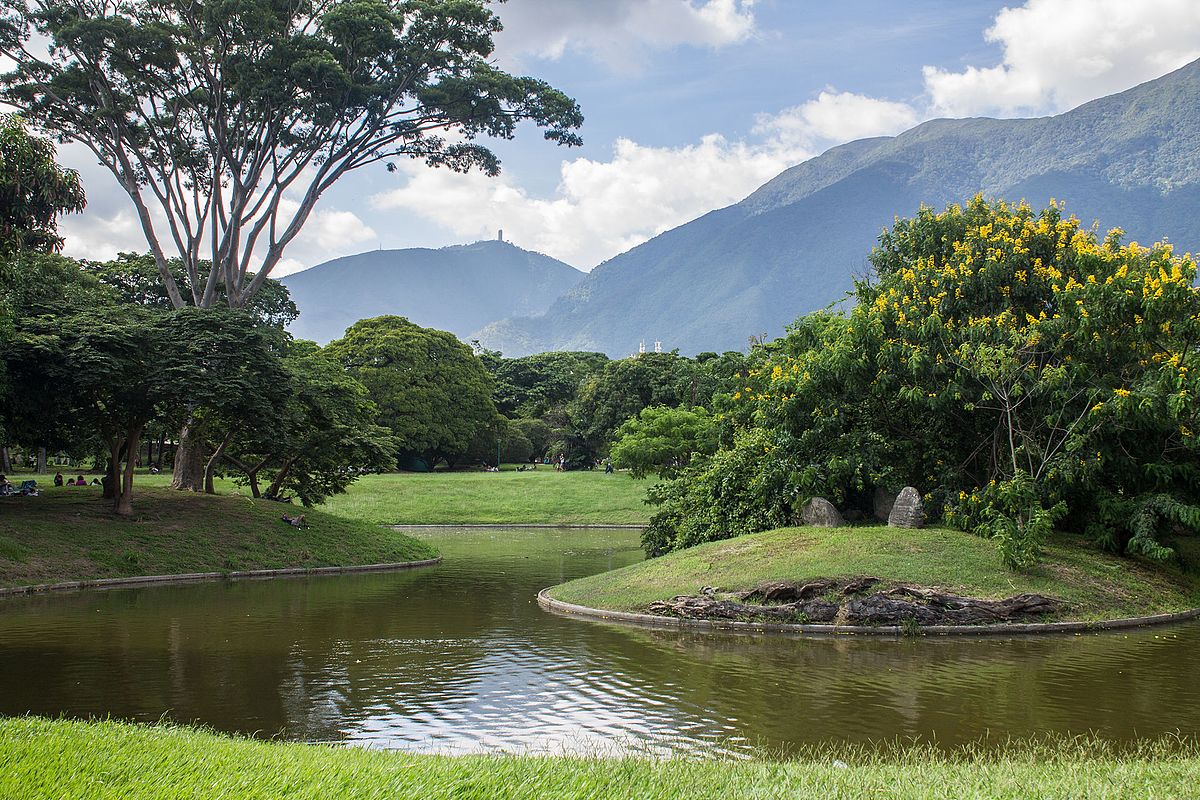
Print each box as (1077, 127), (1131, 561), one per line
(39, 0), (1200, 276)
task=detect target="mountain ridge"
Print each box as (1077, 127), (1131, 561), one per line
(283, 239), (583, 345)
(478, 58), (1200, 357)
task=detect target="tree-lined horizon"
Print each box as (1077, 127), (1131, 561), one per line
(0, 0), (583, 489)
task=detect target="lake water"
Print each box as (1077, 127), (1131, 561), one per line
(1, 526), (1199, 756)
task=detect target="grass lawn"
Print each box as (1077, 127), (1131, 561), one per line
(320, 469), (655, 526)
(0, 486), (437, 588)
(3, 718), (1197, 800)
(547, 525), (1200, 622)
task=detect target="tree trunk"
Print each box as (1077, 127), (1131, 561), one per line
(36, 447), (46, 474)
(157, 431), (167, 469)
(171, 420), (207, 491)
(104, 441), (120, 501)
(264, 455), (299, 499)
(224, 454), (269, 499)
(0, 447), (10, 473)
(114, 425), (144, 516)
(204, 431), (233, 494)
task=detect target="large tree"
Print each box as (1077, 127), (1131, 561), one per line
(0, 0), (581, 305)
(0, 0), (582, 487)
(326, 316), (496, 468)
(644, 198), (1200, 564)
(222, 340), (397, 505)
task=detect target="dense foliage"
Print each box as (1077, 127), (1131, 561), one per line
(645, 198), (1200, 565)
(327, 316), (497, 468)
(0, 113), (84, 255)
(610, 406), (718, 479)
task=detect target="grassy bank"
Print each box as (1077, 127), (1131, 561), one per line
(3, 718), (1197, 800)
(0, 486), (437, 588)
(321, 470), (653, 525)
(547, 525), (1200, 622)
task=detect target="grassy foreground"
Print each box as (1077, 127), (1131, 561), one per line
(548, 525), (1200, 621)
(0, 486), (436, 588)
(3, 718), (1198, 800)
(322, 469), (653, 525)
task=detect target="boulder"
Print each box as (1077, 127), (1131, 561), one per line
(887, 486), (925, 528)
(873, 486), (896, 522)
(801, 497), (845, 527)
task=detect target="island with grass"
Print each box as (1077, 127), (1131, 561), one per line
(544, 525), (1200, 631)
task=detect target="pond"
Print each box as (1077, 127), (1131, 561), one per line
(1, 526), (1199, 757)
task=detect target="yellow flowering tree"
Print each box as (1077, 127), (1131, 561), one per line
(644, 198), (1200, 565)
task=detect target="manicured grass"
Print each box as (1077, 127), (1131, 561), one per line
(3, 718), (1198, 800)
(321, 469), (654, 525)
(548, 525), (1200, 621)
(0, 486), (437, 587)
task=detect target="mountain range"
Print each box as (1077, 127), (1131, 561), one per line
(281, 240), (583, 344)
(476, 58), (1200, 356)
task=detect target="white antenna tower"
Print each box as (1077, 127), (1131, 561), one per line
(638, 340), (645, 354)
(654, 340), (662, 353)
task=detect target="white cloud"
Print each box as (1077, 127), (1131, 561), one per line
(755, 90), (920, 149)
(275, 207), (377, 276)
(495, 0), (757, 67)
(373, 133), (804, 268)
(923, 0), (1200, 116)
(371, 89), (920, 269)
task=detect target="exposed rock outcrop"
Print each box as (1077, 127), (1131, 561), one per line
(645, 578), (1062, 627)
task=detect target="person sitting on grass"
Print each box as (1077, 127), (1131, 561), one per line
(0, 475), (13, 495)
(72, 475), (87, 487)
(53, 472), (64, 487)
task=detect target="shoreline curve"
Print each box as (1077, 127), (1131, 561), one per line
(388, 523), (645, 529)
(0, 557), (443, 598)
(537, 588), (1200, 637)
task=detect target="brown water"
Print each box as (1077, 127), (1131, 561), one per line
(1, 526), (1198, 756)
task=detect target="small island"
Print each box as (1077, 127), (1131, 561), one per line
(544, 524), (1200, 632)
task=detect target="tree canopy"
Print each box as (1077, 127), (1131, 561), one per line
(643, 198), (1200, 564)
(0, 0), (581, 309)
(326, 315), (496, 468)
(0, 113), (84, 255)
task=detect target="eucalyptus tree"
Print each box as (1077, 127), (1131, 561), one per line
(0, 0), (582, 487)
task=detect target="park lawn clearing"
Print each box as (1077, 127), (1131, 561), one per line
(0, 486), (437, 588)
(2, 717), (1199, 800)
(321, 469), (654, 526)
(547, 525), (1200, 623)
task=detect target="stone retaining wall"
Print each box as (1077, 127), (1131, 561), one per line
(0, 557), (443, 598)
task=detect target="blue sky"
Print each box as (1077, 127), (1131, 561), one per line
(52, 0), (1200, 274)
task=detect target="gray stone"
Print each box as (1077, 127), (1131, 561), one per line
(801, 497), (845, 528)
(873, 485), (896, 522)
(887, 486), (925, 528)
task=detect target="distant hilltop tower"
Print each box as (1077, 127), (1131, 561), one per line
(639, 340), (645, 354)
(497, 229), (504, 242)
(654, 340), (662, 353)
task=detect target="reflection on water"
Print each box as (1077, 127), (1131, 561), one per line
(0, 526), (1198, 756)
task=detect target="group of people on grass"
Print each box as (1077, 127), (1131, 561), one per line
(52, 472), (98, 487)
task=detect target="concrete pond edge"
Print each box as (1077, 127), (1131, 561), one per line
(0, 557), (443, 598)
(537, 588), (1200, 637)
